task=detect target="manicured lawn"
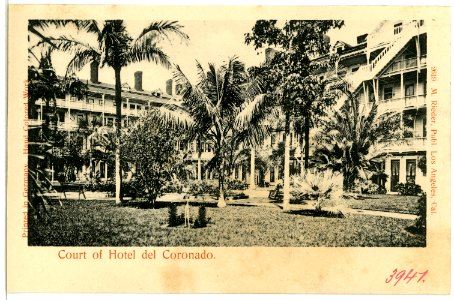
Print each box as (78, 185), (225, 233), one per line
(28, 200), (425, 247)
(345, 194), (420, 215)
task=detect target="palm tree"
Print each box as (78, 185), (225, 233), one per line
(50, 20), (189, 204)
(160, 57), (265, 207)
(313, 92), (400, 191)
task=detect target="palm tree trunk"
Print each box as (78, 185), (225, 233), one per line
(114, 67), (123, 204)
(217, 136), (227, 208)
(197, 139), (202, 180)
(218, 155), (227, 208)
(283, 117), (291, 211)
(250, 147), (256, 189)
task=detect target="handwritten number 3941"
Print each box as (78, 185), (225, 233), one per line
(385, 269), (428, 286)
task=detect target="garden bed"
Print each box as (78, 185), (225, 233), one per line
(29, 200), (425, 247)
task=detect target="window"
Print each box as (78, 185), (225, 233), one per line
(130, 104), (136, 110)
(394, 22), (403, 35)
(179, 142), (185, 151)
(106, 117), (113, 127)
(137, 105), (141, 110)
(58, 111), (65, 123)
(405, 83), (415, 97)
(406, 159), (416, 183)
(390, 160), (400, 192)
(77, 114), (84, 124)
(351, 66), (359, 73)
(99, 99), (103, 106)
(383, 86), (393, 100)
(123, 103), (127, 108)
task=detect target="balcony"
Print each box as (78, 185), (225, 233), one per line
(383, 55), (427, 75)
(36, 98), (145, 117)
(377, 94), (426, 113)
(378, 136), (427, 154)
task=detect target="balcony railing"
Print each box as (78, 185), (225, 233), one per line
(377, 94), (426, 112)
(36, 98), (146, 117)
(379, 136), (427, 153)
(383, 55), (427, 75)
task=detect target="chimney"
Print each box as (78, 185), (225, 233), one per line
(90, 61), (99, 84)
(134, 71), (143, 91)
(166, 79), (173, 95)
(357, 34), (368, 45)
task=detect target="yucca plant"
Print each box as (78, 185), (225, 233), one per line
(291, 169), (343, 212)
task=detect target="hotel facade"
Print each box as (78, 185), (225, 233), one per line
(32, 20), (428, 193)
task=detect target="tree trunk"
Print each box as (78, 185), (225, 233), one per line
(218, 155), (227, 208)
(250, 147), (256, 189)
(217, 134), (227, 207)
(197, 139), (202, 180)
(299, 128), (305, 177)
(304, 114), (310, 169)
(114, 67), (123, 204)
(283, 117), (291, 211)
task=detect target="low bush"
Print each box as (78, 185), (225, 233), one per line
(395, 182), (422, 196)
(226, 179), (249, 191)
(193, 206), (210, 228)
(189, 180), (219, 197)
(161, 175), (187, 194)
(168, 203), (184, 227)
(290, 169), (343, 211)
(353, 179), (386, 195)
(414, 193), (426, 234)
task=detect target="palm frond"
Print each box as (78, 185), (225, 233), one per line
(138, 21), (189, 43)
(157, 104), (194, 129)
(236, 94), (274, 129)
(128, 42), (171, 68)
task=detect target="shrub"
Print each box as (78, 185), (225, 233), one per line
(395, 182), (422, 196)
(290, 169), (343, 211)
(167, 203), (184, 227)
(161, 175), (187, 194)
(353, 179), (382, 194)
(226, 179), (249, 191)
(414, 193), (427, 234)
(189, 180), (219, 197)
(193, 206), (210, 228)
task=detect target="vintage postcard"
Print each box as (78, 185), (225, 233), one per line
(7, 4), (451, 294)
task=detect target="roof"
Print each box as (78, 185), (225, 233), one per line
(85, 80), (173, 104)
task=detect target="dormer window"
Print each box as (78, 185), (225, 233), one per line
(394, 22), (403, 35)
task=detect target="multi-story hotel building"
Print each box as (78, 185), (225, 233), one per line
(32, 20), (427, 193)
(336, 20), (427, 192)
(241, 20), (427, 193)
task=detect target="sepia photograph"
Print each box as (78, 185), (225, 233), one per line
(7, 4), (451, 294)
(26, 18), (428, 247)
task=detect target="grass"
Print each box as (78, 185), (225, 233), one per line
(345, 194), (420, 215)
(28, 200), (425, 247)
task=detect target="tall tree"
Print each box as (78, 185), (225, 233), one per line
(27, 50), (88, 219)
(160, 57), (265, 207)
(50, 20), (189, 204)
(242, 20), (343, 210)
(313, 92), (400, 191)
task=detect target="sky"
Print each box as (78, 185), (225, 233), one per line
(35, 19), (380, 92)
